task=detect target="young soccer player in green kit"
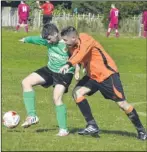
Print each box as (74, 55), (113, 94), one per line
(19, 24), (75, 136)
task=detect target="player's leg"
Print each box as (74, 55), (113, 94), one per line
(116, 100), (147, 140)
(100, 73), (147, 140)
(112, 73), (146, 140)
(47, 15), (52, 24)
(16, 17), (22, 31)
(42, 15), (46, 26)
(24, 19), (28, 33)
(143, 31), (147, 38)
(21, 66), (53, 128)
(43, 15), (52, 25)
(53, 84), (69, 136)
(115, 24), (119, 37)
(22, 72), (46, 115)
(106, 22), (112, 37)
(21, 72), (45, 127)
(16, 23), (21, 31)
(52, 73), (73, 136)
(43, 15), (48, 26)
(72, 76), (100, 136)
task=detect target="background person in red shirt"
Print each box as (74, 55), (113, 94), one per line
(36, 1), (54, 25)
(106, 4), (119, 37)
(16, 1), (30, 33)
(142, 9), (147, 38)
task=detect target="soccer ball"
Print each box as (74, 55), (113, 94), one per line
(3, 111), (20, 128)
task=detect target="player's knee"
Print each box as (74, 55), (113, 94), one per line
(117, 101), (131, 111)
(53, 95), (58, 103)
(22, 79), (26, 87)
(21, 78), (32, 88)
(53, 95), (62, 105)
(72, 87), (83, 100)
(72, 90), (78, 101)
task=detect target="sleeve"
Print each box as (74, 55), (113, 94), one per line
(41, 4), (45, 9)
(24, 36), (48, 46)
(68, 37), (95, 66)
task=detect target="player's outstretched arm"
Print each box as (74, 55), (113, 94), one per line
(19, 36), (48, 46)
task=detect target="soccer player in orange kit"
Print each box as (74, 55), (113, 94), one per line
(59, 26), (147, 140)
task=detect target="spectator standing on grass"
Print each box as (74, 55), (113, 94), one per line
(59, 26), (147, 140)
(106, 4), (119, 38)
(36, 1), (54, 25)
(16, 1), (30, 33)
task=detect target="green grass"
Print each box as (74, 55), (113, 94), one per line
(2, 29), (147, 151)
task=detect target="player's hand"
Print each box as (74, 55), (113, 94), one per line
(74, 72), (80, 81)
(59, 64), (70, 74)
(19, 38), (25, 43)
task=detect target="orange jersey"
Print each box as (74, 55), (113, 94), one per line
(68, 33), (118, 82)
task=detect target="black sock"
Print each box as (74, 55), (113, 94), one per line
(127, 108), (145, 132)
(77, 99), (95, 124)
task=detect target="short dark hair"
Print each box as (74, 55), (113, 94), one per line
(61, 26), (78, 37)
(42, 23), (59, 39)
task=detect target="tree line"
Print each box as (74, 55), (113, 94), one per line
(2, 1), (147, 28)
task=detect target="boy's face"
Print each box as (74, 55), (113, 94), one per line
(46, 33), (59, 44)
(62, 35), (78, 48)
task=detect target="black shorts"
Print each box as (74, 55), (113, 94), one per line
(43, 15), (52, 25)
(75, 73), (126, 102)
(35, 66), (73, 93)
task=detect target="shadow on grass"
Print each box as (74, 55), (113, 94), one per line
(7, 130), (25, 133)
(69, 128), (137, 138)
(35, 128), (57, 133)
(69, 128), (80, 134)
(100, 129), (136, 138)
(6, 128), (57, 133)
(7, 127), (137, 138)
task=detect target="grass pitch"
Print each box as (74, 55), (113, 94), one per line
(2, 29), (147, 151)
